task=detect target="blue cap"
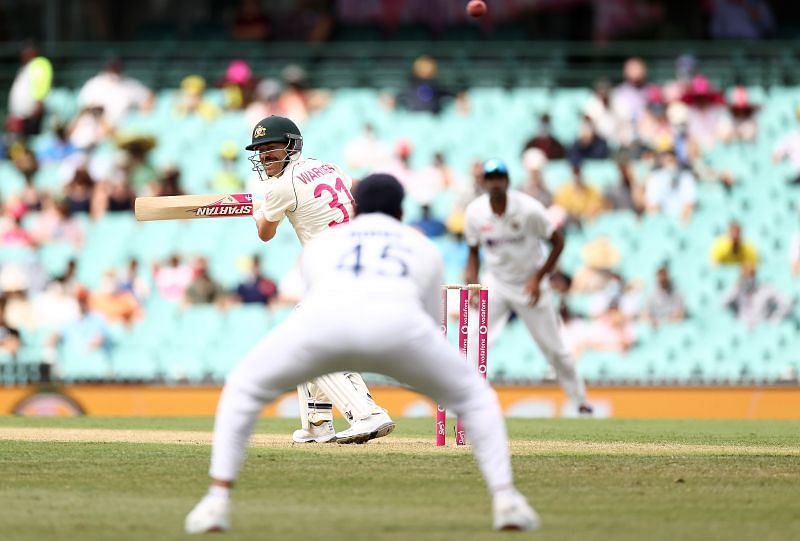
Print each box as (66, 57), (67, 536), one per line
(483, 159), (509, 177)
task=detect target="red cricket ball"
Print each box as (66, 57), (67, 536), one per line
(466, 0), (487, 18)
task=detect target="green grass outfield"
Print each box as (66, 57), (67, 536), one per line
(1, 417), (799, 541)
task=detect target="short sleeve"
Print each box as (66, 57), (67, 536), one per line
(260, 181), (296, 222)
(463, 203), (481, 247)
(526, 199), (555, 239)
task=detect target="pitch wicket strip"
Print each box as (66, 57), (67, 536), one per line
(437, 284), (489, 446)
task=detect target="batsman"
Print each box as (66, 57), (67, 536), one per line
(246, 115), (394, 444)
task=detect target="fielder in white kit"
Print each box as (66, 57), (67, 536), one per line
(465, 159), (592, 414)
(185, 174), (539, 533)
(246, 115), (394, 443)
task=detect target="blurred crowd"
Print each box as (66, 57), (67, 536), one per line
(1, 39), (799, 381)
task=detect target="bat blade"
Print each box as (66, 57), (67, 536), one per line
(134, 194), (261, 221)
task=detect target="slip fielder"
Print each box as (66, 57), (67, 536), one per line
(464, 159), (592, 414)
(246, 115), (394, 443)
(185, 174), (539, 533)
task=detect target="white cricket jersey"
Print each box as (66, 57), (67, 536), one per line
(301, 213), (444, 323)
(259, 156), (355, 245)
(464, 190), (555, 287)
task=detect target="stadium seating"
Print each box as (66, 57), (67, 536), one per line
(1, 84), (798, 385)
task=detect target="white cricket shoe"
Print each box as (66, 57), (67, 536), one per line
(492, 489), (540, 531)
(185, 494), (231, 534)
(335, 412), (395, 444)
(292, 420), (337, 443)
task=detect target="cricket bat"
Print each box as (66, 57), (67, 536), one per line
(134, 193), (262, 221)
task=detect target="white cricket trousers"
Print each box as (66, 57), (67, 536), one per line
(209, 300), (514, 494)
(488, 287), (587, 405)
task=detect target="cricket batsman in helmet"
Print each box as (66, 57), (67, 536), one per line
(245, 115), (394, 444)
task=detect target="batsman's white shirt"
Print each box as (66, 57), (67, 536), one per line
(259, 156), (355, 245)
(464, 190), (554, 302)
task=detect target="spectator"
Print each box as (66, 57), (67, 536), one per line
(375, 139), (418, 191)
(568, 117), (610, 163)
(644, 148), (697, 223)
(723, 263), (793, 329)
(407, 152), (457, 207)
(0, 214), (35, 248)
(606, 156), (645, 214)
(37, 120), (78, 163)
(68, 105), (111, 150)
(59, 259), (80, 294)
(210, 142), (245, 192)
(447, 160), (485, 236)
(118, 258), (151, 302)
(612, 57), (648, 138)
(235, 255), (278, 305)
(186, 257), (224, 305)
(554, 162), (606, 223)
(63, 163), (95, 214)
(52, 287), (112, 373)
(645, 265), (686, 325)
(29, 197), (84, 249)
(725, 86), (759, 143)
(277, 64), (331, 125)
(521, 148), (552, 207)
(0, 316), (21, 361)
(344, 124), (391, 177)
(399, 55), (445, 114)
(637, 85), (674, 151)
(583, 79), (621, 145)
(77, 57), (154, 128)
(572, 236), (623, 294)
(411, 205), (447, 238)
(95, 178), (136, 216)
(0, 265), (36, 331)
(154, 255), (194, 302)
(244, 78), (284, 128)
(174, 75), (219, 121)
(522, 113), (566, 160)
(90, 270), (142, 324)
(562, 302), (636, 358)
(32, 277), (81, 333)
(773, 105), (800, 185)
(682, 75), (731, 153)
(153, 165), (185, 197)
(10, 145), (43, 214)
(710, 220), (759, 265)
(791, 232), (800, 276)
(220, 59), (255, 110)
(115, 134), (158, 194)
(7, 42), (52, 138)
(710, 0), (774, 40)
(232, 0), (272, 41)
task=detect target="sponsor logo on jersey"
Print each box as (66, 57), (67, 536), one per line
(253, 125), (267, 138)
(191, 193), (254, 217)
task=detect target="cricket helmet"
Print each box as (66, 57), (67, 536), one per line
(246, 116), (303, 180)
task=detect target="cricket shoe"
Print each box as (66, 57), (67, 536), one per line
(292, 420), (337, 443)
(335, 412), (395, 444)
(185, 494), (231, 534)
(492, 489), (540, 531)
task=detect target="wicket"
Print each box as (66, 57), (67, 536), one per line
(437, 284), (489, 446)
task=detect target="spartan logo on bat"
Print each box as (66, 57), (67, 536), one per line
(192, 193), (254, 217)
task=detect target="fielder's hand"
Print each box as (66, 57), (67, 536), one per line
(526, 275), (542, 306)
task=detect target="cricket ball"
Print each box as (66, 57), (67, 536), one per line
(466, 0), (487, 18)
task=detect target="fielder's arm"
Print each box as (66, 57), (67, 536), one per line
(526, 229), (564, 306)
(465, 245), (480, 286)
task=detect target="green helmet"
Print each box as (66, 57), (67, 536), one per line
(246, 116), (303, 180)
(245, 115), (303, 152)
